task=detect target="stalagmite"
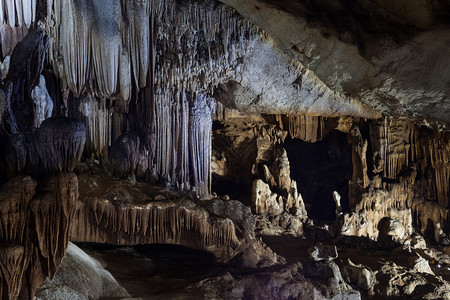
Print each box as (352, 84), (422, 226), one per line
(342, 119), (449, 242)
(333, 191), (343, 217)
(348, 125), (370, 209)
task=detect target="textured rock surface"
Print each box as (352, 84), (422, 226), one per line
(5, 117), (86, 179)
(0, 173), (78, 299)
(31, 75), (53, 128)
(219, 0), (450, 126)
(0, 27), (48, 135)
(344, 118), (450, 242)
(35, 242), (130, 300)
(0, 0), (449, 299)
(71, 175), (258, 262)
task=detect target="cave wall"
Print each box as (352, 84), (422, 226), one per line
(346, 118), (450, 242)
(211, 113), (450, 244)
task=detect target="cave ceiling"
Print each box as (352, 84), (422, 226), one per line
(219, 0), (450, 127)
(0, 0), (449, 127)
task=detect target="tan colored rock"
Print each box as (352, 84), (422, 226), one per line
(0, 242), (24, 300)
(71, 175), (244, 263)
(0, 173), (78, 299)
(252, 179), (283, 216)
(343, 259), (373, 291)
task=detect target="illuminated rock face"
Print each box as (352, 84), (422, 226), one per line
(344, 119), (450, 242)
(70, 175), (281, 266)
(219, 0), (450, 126)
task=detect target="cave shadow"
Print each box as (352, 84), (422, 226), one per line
(76, 242), (225, 298)
(284, 130), (353, 221)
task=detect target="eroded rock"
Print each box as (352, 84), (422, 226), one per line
(0, 173), (78, 299)
(71, 175), (251, 263)
(6, 117), (86, 179)
(35, 242), (130, 300)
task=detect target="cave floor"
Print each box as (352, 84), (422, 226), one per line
(79, 243), (226, 300)
(69, 175), (450, 299)
(78, 231), (450, 300)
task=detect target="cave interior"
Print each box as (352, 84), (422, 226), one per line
(0, 0), (450, 299)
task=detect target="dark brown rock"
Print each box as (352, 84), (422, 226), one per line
(33, 117), (86, 173)
(0, 173), (78, 300)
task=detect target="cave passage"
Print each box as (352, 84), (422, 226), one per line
(77, 243), (220, 298)
(284, 130), (352, 220)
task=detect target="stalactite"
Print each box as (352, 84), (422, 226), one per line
(369, 118), (412, 179)
(412, 130), (450, 208)
(283, 114), (325, 143)
(0, 173), (78, 299)
(344, 119), (449, 242)
(0, 0), (35, 58)
(0, 177), (35, 300)
(0, 25), (29, 58)
(46, 0), (254, 101)
(369, 119), (450, 208)
(30, 174), (78, 280)
(0, 0), (36, 28)
(43, 0), (259, 196)
(69, 97), (113, 157)
(151, 92), (189, 186)
(71, 176), (242, 262)
(33, 117), (86, 174)
(0, 242), (24, 300)
(189, 94), (214, 196)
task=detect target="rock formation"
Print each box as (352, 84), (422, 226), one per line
(35, 242), (130, 300)
(70, 175), (281, 265)
(0, 0), (449, 299)
(0, 173), (79, 299)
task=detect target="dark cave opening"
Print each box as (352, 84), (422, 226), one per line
(211, 176), (253, 205)
(211, 120), (256, 204)
(284, 130), (353, 220)
(76, 243), (221, 297)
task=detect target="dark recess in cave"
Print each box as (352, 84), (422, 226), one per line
(77, 242), (220, 281)
(212, 176), (252, 201)
(284, 130), (352, 220)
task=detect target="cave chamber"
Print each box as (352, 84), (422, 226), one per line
(0, 0), (450, 299)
